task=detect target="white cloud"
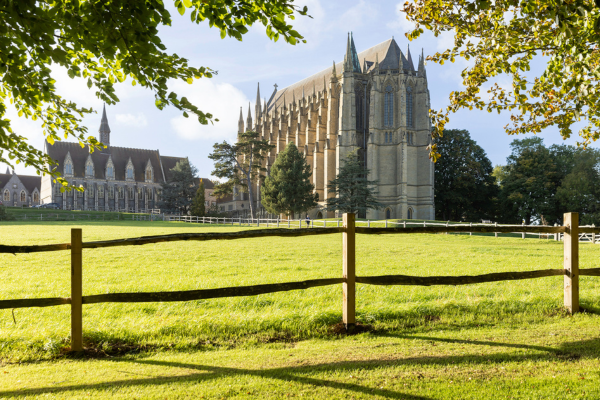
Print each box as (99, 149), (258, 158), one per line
(387, 2), (415, 32)
(170, 79), (249, 142)
(336, 0), (377, 31)
(115, 113), (148, 127)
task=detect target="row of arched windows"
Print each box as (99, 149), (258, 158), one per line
(2, 189), (38, 203)
(383, 207), (414, 219)
(64, 159), (151, 182)
(56, 184), (156, 200)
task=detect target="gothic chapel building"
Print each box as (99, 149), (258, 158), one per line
(224, 34), (434, 219)
(41, 106), (188, 211)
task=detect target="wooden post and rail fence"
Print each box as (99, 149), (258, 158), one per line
(1, 212), (599, 351)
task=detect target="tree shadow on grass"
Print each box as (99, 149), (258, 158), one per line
(2, 336), (600, 399)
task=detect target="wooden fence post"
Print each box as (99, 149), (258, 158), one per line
(564, 212), (579, 313)
(71, 228), (83, 351)
(495, 222), (498, 238)
(343, 213), (356, 331)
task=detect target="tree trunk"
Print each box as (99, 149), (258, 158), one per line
(247, 174), (255, 219)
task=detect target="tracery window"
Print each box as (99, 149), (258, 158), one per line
(98, 185), (104, 198)
(118, 187), (124, 199)
(128, 187), (134, 199)
(65, 162), (73, 176)
(147, 188), (153, 200)
(54, 184), (61, 195)
(108, 185), (115, 199)
(87, 185), (94, 198)
(126, 167), (134, 180)
(33, 192), (39, 203)
(384, 85), (394, 127)
(138, 187), (143, 200)
(3, 190), (9, 202)
(406, 86), (413, 128)
(85, 158), (94, 177)
(106, 165), (114, 179)
(145, 166), (153, 182)
(20, 191), (26, 202)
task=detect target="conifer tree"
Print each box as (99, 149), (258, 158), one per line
(159, 159), (198, 214)
(261, 143), (318, 218)
(191, 180), (206, 217)
(326, 150), (383, 216)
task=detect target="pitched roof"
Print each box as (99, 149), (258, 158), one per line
(45, 141), (185, 183)
(0, 173), (40, 193)
(160, 156), (188, 182)
(268, 38), (407, 111)
(196, 178), (215, 189)
(19, 175), (41, 193)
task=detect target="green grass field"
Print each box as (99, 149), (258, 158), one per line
(1, 220), (599, 399)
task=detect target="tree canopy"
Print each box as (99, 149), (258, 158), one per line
(326, 150), (383, 216)
(261, 143), (317, 218)
(190, 179), (206, 217)
(209, 131), (274, 219)
(159, 159), (198, 214)
(1, 0), (308, 187)
(434, 129), (497, 221)
(403, 0), (600, 160)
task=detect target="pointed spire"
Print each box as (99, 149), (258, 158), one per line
(283, 93), (287, 110)
(238, 106), (244, 134)
(375, 53), (379, 68)
(255, 83), (261, 120)
(407, 44), (415, 72)
(292, 90), (296, 104)
(312, 81), (316, 98)
(302, 86), (305, 101)
(332, 60), (337, 77)
(98, 103), (111, 146)
(343, 32), (361, 73)
(246, 102), (252, 128)
(418, 48), (426, 77)
(263, 98), (267, 115)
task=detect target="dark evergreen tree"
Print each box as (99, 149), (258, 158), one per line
(191, 180), (206, 217)
(159, 159), (198, 214)
(434, 129), (498, 221)
(261, 143), (318, 218)
(326, 150), (383, 215)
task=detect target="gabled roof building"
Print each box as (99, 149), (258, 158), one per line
(223, 34), (434, 220)
(0, 169), (41, 207)
(41, 106), (188, 212)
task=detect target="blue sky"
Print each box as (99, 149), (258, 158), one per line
(5, 0), (597, 177)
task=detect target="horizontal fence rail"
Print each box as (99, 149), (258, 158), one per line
(1, 212), (598, 351)
(82, 278), (344, 304)
(0, 228), (344, 254)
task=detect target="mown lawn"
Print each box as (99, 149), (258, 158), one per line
(0, 220), (599, 399)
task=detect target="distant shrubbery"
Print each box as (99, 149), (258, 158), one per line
(0, 205), (15, 221)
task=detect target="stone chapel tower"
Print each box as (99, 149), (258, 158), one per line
(225, 34), (435, 220)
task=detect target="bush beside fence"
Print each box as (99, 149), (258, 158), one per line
(0, 212), (597, 351)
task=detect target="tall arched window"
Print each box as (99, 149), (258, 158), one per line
(407, 207), (413, 220)
(86, 164), (93, 176)
(20, 191), (26, 202)
(127, 167), (134, 180)
(65, 162), (73, 176)
(384, 85), (393, 127)
(406, 86), (413, 127)
(3, 190), (10, 202)
(33, 192), (39, 203)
